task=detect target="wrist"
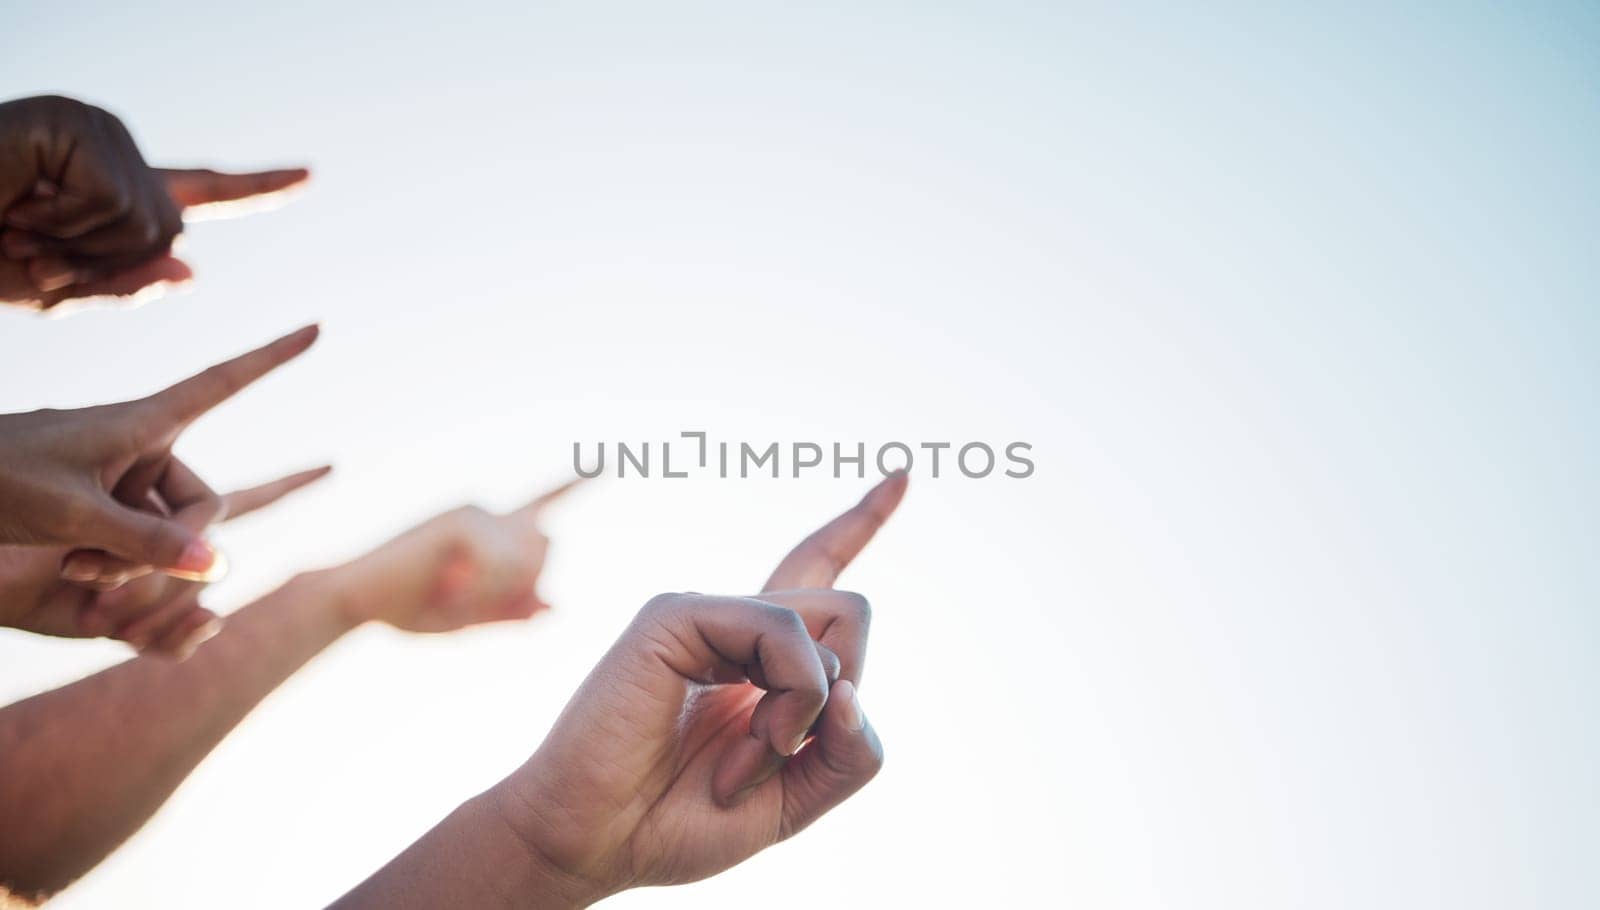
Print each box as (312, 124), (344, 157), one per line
(318, 537), (430, 629)
(332, 789), (606, 910)
(285, 567), (371, 635)
(482, 784), (613, 909)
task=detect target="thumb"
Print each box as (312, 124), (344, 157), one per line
(38, 254), (194, 310)
(777, 679), (885, 840)
(86, 501), (218, 578)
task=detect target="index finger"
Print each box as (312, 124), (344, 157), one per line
(141, 324), (319, 428)
(220, 465), (332, 521)
(762, 470), (908, 592)
(760, 588), (873, 686)
(510, 476), (587, 521)
(159, 167), (311, 210)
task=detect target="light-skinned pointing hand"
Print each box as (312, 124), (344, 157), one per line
(330, 477), (585, 632)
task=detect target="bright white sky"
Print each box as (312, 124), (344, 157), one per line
(1, 2), (1597, 908)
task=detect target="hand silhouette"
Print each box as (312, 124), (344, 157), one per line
(0, 94), (308, 311)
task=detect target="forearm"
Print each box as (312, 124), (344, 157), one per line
(0, 569), (359, 899)
(329, 788), (599, 910)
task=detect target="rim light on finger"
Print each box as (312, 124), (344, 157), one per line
(163, 548), (229, 584)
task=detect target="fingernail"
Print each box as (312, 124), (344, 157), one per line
(839, 680), (865, 731)
(61, 561), (99, 582)
(785, 729), (809, 757)
(176, 540), (217, 572)
(167, 545), (227, 583)
(177, 618), (224, 660)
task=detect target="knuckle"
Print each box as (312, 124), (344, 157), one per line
(134, 216), (161, 247)
(430, 505), (485, 540)
(156, 212), (182, 248)
(836, 590), (872, 626)
(88, 103), (119, 125)
(459, 505), (495, 535)
(141, 522), (176, 562)
(639, 591), (687, 620)
(92, 184), (133, 218)
(797, 678), (828, 709)
(865, 740), (886, 775)
(764, 603), (808, 635)
(818, 647), (842, 677)
(92, 105), (139, 145)
(31, 93), (77, 110)
(32, 94), (97, 122)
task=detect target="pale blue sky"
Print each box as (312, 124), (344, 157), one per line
(1, 3), (1597, 907)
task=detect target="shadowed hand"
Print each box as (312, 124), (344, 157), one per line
(0, 94), (309, 311)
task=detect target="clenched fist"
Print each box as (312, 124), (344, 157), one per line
(0, 94), (308, 311)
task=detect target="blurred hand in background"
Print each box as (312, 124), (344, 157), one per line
(0, 475), (582, 900)
(329, 478), (583, 633)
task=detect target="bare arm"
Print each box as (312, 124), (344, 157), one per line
(334, 474), (904, 909)
(0, 570), (356, 900)
(0, 480), (573, 903)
